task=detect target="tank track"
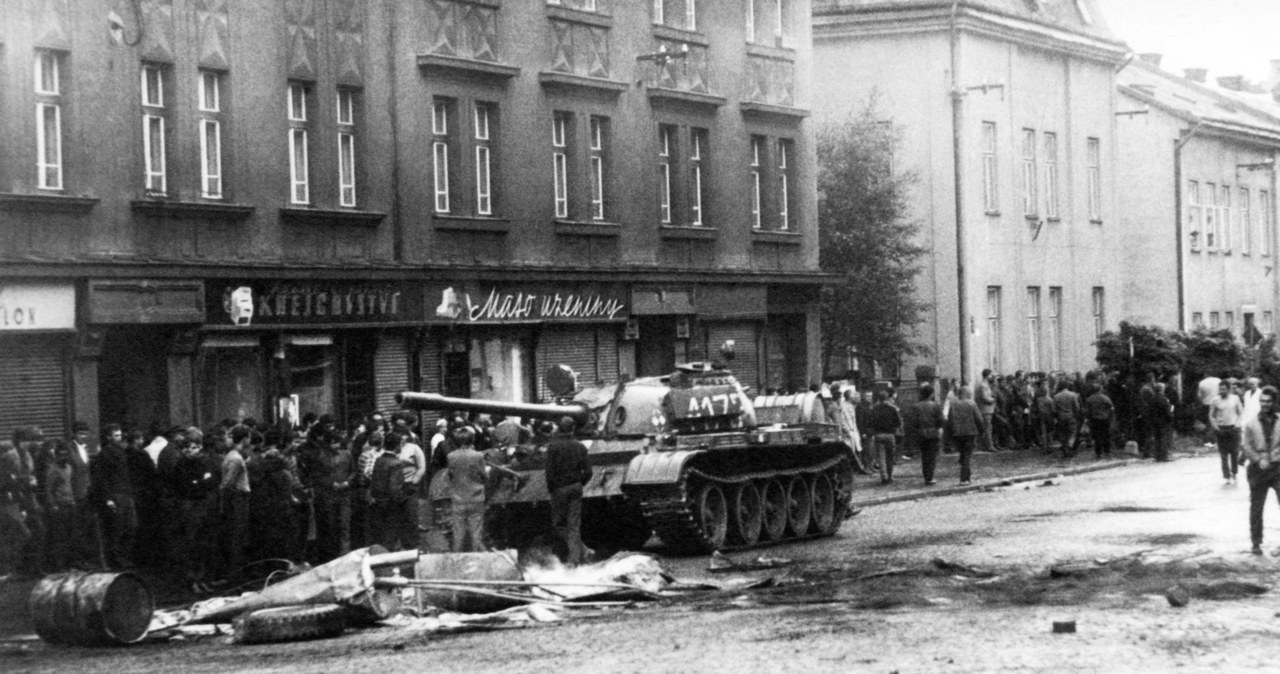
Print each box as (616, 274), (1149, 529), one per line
(630, 454), (853, 554)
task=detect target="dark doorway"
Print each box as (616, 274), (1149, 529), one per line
(637, 316), (677, 377)
(442, 338), (471, 398)
(99, 328), (170, 430)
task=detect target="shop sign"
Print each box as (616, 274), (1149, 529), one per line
(207, 280), (423, 327)
(0, 283), (75, 331)
(426, 283), (628, 324)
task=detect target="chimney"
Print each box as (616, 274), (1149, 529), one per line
(1137, 53), (1162, 68)
(1217, 75), (1244, 92)
(1184, 68), (1208, 83)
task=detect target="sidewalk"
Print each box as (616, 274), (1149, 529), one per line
(847, 437), (1199, 508)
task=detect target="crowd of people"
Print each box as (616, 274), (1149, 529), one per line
(0, 410), (559, 590)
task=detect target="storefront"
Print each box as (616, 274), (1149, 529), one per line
(0, 282), (76, 438)
(201, 279), (423, 428)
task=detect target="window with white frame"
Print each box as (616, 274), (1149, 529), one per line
(750, 135), (763, 229)
(553, 111), (572, 219)
(653, 0), (696, 31)
(1043, 132), (1059, 219)
(197, 70), (223, 199)
(1020, 128), (1037, 217)
(657, 124), (674, 223)
(1086, 137), (1101, 222)
(432, 98), (455, 214)
(473, 102), (493, 215)
(1265, 311), (1274, 335)
(1241, 187), (1252, 255)
(982, 122), (998, 213)
(1192, 312), (1204, 329)
(1209, 311), (1220, 329)
(589, 115), (608, 221)
(689, 127), (707, 226)
(747, 0), (791, 46)
(1264, 189), (1274, 257)
(777, 138), (793, 230)
(1221, 185), (1233, 252)
(1026, 287), (1041, 371)
(1226, 311), (1235, 334)
(987, 286), (1003, 373)
(547, 0), (598, 11)
(35, 50), (64, 191)
(287, 82), (312, 204)
(1048, 286), (1062, 371)
(337, 89), (358, 207)
(1091, 287), (1105, 337)
(141, 64), (168, 194)
(1205, 182), (1218, 250)
(1188, 180), (1202, 251)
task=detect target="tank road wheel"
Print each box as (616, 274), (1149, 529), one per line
(809, 472), (838, 535)
(759, 478), (789, 541)
(785, 476), (812, 536)
(694, 483), (729, 550)
(727, 482), (763, 546)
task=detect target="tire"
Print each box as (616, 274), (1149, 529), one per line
(785, 475), (812, 536)
(694, 483), (729, 550)
(727, 482), (763, 546)
(233, 604), (347, 645)
(759, 478), (788, 541)
(809, 472), (838, 535)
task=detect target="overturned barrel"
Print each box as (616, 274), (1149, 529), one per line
(28, 572), (154, 646)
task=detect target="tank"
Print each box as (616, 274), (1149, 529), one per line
(400, 363), (855, 555)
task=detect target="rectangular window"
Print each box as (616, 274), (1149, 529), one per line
(553, 112), (571, 218)
(1264, 190), (1274, 257)
(1265, 311), (1275, 335)
(982, 122), (998, 213)
(1026, 287), (1041, 371)
(745, 0), (755, 42)
(1192, 312), (1204, 329)
(35, 50), (64, 190)
(198, 70), (223, 199)
(690, 128), (707, 226)
(1043, 132), (1059, 219)
(287, 82), (311, 204)
(750, 136), (763, 229)
(141, 70), (167, 194)
(432, 98), (454, 213)
(1086, 137), (1101, 222)
(654, 0), (697, 30)
(1246, 313), (1259, 346)
(778, 138), (793, 230)
(653, 0), (664, 24)
(1241, 187), (1252, 255)
(589, 116), (608, 221)
(1209, 311), (1220, 329)
(337, 89), (357, 207)
(1048, 286), (1062, 371)
(474, 103), (493, 216)
(1221, 185), (1233, 252)
(986, 286), (1003, 374)
(1020, 128), (1037, 217)
(1205, 182), (1218, 250)
(1188, 180), (1202, 250)
(1225, 311), (1235, 334)
(1091, 287), (1105, 337)
(658, 124), (674, 224)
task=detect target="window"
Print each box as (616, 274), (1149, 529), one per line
(547, 0), (597, 10)
(1265, 311), (1274, 335)
(1192, 312), (1204, 329)
(337, 89), (358, 207)
(1091, 287), (1105, 337)
(982, 122), (998, 213)
(432, 98), (454, 213)
(689, 128), (707, 226)
(653, 0), (697, 31)
(1020, 129), (1037, 217)
(750, 136), (763, 229)
(1043, 132), (1059, 219)
(986, 287), (1003, 373)
(777, 138), (793, 230)
(748, 0), (792, 46)
(198, 70), (223, 199)
(657, 124), (675, 223)
(1264, 190), (1274, 257)
(1245, 313), (1260, 346)
(1205, 182), (1218, 250)
(1225, 311), (1235, 334)
(141, 63), (168, 194)
(474, 103), (493, 215)
(1048, 286), (1062, 371)
(1188, 180), (1202, 250)
(554, 112), (572, 219)
(1241, 188), (1252, 255)
(1221, 185), (1233, 253)
(1209, 311), (1220, 329)
(35, 50), (64, 190)
(287, 82), (311, 204)
(1086, 137), (1101, 222)
(1026, 287), (1041, 371)
(589, 116), (608, 221)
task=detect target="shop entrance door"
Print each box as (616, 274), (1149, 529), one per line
(636, 316), (676, 377)
(99, 328), (170, 429)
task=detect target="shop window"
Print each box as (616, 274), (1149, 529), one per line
(199, 343), (265, 425)
(288, 339), (337, 420)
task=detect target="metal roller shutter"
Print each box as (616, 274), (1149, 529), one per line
(417, 333), (443, 425)
(706, 322), (762, 394)
(537, 326), (598, 401)
(595, 326), (620, 385)
(0, 335), (69, 439)
(374, 333), (411, 416)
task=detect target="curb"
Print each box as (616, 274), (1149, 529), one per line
(849, 457), (1144, 509)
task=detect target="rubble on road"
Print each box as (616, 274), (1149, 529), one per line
(707, 551), (794, 573)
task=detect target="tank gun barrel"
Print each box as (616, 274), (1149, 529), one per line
(396, 391), (590, 424)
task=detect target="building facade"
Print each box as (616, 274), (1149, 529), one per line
(0, 0), (824, 437)
(812, 0), (1128, 382)
(1116, 58), (1280, 339)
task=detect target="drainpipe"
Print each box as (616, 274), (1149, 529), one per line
(1173, 122), (1204, 331)
(388, 3), (404, 263)
(950, 0), (970, 384)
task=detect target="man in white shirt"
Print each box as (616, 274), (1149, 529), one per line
(1210, 379), (1245, 485)
(1242, 377), (1263, 427)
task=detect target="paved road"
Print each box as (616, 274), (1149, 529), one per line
(9, 453), (1280, 673)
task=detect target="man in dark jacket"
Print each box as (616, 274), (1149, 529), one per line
(914, 385), (946, 485)
(545, 417), (592, 564)
(946, 386), (986, 485)
(1084, 385), (1115, 458)
(90, 425), (135, 569)
(1148, 382), (1175, 462)
(369, 434), (410, 551)
(867, 389), (904, 484)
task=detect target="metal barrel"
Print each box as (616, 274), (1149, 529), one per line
(28, 571), (154, 646)
(396, 391), (590, 424)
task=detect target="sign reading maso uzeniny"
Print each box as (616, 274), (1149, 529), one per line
(207, 280), (424, 327)
(425, 283), (628, 324)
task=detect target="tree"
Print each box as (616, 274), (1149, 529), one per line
(1177, 327), (1247, 386)
(817, 97), (930, 377)
(1094, 321), (1184, 382)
